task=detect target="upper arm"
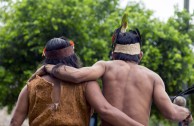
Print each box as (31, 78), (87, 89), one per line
(10, 85), (29, 126)
(53, 61), (106, 83)
(153, 75), (191, 121)
(85, 81), (110, 113)
(153, 74), (174, 118)
(82, 61), (106, 81)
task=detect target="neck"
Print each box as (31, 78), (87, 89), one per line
(126, 61), (139, 64)
(112, 58), (139, 64)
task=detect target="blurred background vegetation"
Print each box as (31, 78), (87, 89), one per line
(0, 0), (194, 125)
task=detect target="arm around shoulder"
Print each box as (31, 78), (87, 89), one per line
(49, 60), (106, 83)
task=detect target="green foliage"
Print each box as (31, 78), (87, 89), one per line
(122, 3), (194, 95)
(0, 1), (194, 125)
(0, 0), (119, 111)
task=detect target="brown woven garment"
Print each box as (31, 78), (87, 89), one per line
(27, 75), (91, 126)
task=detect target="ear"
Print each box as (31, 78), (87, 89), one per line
(139, 51), (143, 61)
(109, 51), (114, 60)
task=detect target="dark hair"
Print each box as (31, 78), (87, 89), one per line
(44, 37), (81, 68)
(113, 53), (140, 63)
(112, 29), (142, 63)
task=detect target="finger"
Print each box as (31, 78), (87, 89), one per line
(182, 120), (189, 126)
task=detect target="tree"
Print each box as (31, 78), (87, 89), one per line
(0, 0), (119, 111)
(0, 1), (194, 125)
(123, 2), (194, 125)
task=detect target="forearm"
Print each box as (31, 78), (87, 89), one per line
(170, 104), (190, 122)
(52, 65), (84, 83)
(10, 118), (24, 126)
(10, 109), (27, 126)
(99, 106), (144, 126)
(158, 102), (189, 122)
(52, 65), (98, 83)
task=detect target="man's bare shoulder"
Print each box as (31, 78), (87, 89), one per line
(94, 60), (114, 68)
(102, 60), (126, 66)
(98, 60), (117, 70)
(139, 65), (161, 80)
(95, 60), (108, 64)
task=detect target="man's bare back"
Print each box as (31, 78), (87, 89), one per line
(101, 60), (153, 125)
(45, 59), (192, 126)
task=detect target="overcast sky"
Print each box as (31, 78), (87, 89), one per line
(119, 0), (194, 22)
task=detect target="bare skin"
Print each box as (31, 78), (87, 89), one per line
(44, 59), (193, 126)
(10, 74), (144, 126)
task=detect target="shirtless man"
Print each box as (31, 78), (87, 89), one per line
(44, 29), (193, 126)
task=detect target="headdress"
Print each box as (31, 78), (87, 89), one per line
(42, 40), (75, 59)
(112, 28), (142, 55)
(111, 13), (142, 55)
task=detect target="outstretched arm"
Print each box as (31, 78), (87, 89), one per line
(46, 60), (106, 83)
(10, 85), (28, 126)
(153, 74), (192, 123)
(85, 81), (144, 126)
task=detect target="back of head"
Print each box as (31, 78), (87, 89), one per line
(43, 37), (81, 68)
(111, 28), (142, 63)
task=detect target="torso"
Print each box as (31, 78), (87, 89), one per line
(101, 60), (155, 126)
(27, 75), (91, 126)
